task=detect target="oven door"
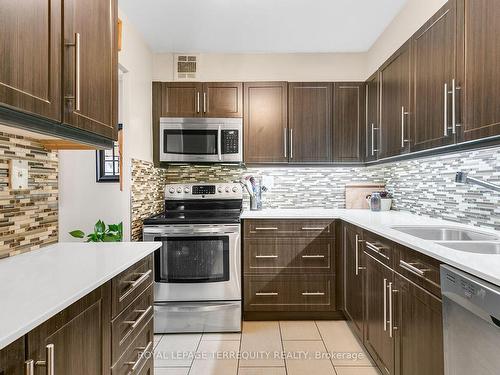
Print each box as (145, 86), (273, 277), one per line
(145, 224), (241, 301)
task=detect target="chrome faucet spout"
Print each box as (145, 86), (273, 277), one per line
(455, 171), (500, 193)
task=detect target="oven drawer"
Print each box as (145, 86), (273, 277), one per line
(112, 317), (154, 375)
(112, 284), (154, 362)
(112, 255), (154, 317)
(244, 220), (335, 238)
(154, 301), (241, 333)
(244, 275), (335, 311)
(244, 237), (333, 273)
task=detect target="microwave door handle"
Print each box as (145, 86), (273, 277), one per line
(217, 125), (222, 161)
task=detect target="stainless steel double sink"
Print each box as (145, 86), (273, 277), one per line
(391, 225), (500, 254)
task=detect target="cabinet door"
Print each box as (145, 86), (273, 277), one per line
(411, 1), (457, 151)
(366, 73), (380, 161)
(244, 82), (288, 163)
(364, 253), (395, 375)
(394, 274), (444, 375)
(63, 0), (118, 140)
(333, 83), (365, 162)
(379, 42), (411, 159)
(458, 0), (500, 141)
(161, 82), (202, 117)
(288, 83), (333, 163)
(0, 338), (24, 375)
(0, 0), (62, 121)
(343, 224), (365, 339)
(203, 82), (243, 118)
(26, 284), (111, 375)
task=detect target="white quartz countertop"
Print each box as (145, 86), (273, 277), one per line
(0, 242), (161, 350)
(241, 209), (500, 287)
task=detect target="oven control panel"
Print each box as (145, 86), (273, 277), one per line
(165, 183), (242, 200)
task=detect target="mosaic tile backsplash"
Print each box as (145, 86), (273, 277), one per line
(131, 145), (500, 237)
(0, 131), (58, 259)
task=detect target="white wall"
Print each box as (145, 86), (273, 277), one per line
(153, 52), (368, 82)
(58, 10), (153, 242)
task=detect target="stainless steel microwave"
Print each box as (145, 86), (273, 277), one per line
(159, 117), (243, 163)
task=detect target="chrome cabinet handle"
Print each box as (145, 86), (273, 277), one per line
(120, 270), (152, 302)
(365, 241), (389, 260)
(64, 33), (81, 111)
(371, 124), (379, 156)
(25, 344), (55, 375)
(125, 341), (153, 373)
(388, 282), (393, 338)
(123, 306), (153, 330)
(401, 106), (409, 148)
(451, 78), (461, 134)
(399, 260), (428, 277)
(254, 227), (278, 231)
(444, 83), (448, 136)
(255, 255), (278, 258)
(355, 234), (363, 276)
(302, 255), (325, 259)
(283, 128), (287, 158)
(301, 227), (325, 231)
(302, 292), (325, 296)
(197, 92), (200, 113)
(383, 278), (387, 332)
(289, 128), (293, 159)
(256, 292), (278, 296)
(203, 92), (207, 113)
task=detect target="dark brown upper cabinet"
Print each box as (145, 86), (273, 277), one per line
(288, 82), (333, 163)
(244, 82), (288, 163)
(0, 0), (62, 122)
(410, 1), (458, 152)
(63, 0), (118, 140)
(379, 41), (412, 159)
(332, 83), (365, 162)
(457, 0), (500, 142)
(160, 82), (242, 118)
(366, 73), (380, 162)
(203, 82), (243, 118)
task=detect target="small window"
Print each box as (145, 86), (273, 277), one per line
(96, 131), (120, 182)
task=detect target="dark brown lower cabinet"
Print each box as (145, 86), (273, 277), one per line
(0, 338), (24, 375)
(394, 274), (444, 375)
(364, 252), (395, 375)
(343, 223), (365, 338)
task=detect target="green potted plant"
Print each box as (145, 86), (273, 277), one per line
(70, 220), (123, 242)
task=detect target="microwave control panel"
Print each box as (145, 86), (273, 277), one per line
(222, 130), (239, 154)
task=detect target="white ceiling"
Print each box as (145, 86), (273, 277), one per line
(118, 0), (408, 53)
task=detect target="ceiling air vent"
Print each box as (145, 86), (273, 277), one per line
(175, 54), (199, 80)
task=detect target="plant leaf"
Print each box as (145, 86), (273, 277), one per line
(94, 220), (106, 234)
(103, 234), (120, 242)
(69, 230), (85, 238)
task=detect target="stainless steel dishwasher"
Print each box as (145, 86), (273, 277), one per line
(441, 265), (500, 375)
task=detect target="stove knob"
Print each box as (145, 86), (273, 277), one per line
(177, 187), (182, 193)
(232, 186), (239, 193)
(225, 187), (230, 193)
(217, 187), (223, 193)
(168, 187), (175, 194)
(184, 187), (190, 193)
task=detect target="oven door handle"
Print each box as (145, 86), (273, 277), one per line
(143, 227), (240, 236)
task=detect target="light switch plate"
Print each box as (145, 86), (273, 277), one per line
(9, 160), (29, 190)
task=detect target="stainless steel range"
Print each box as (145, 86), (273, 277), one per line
(143, 182), (242, 333)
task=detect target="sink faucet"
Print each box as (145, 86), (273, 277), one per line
(455, 171), (500, 193)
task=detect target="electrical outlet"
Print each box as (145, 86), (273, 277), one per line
(9, 160), (29, 190)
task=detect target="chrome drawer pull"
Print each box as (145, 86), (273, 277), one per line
(301, 255), (325, 258)
(254, 227), (278, 231)
(123, 306), (153, 330)
(126, 341), (153, 373)
(255, 255), (278, 258)
(120, 269), (152, 302)
(302, 292), (325, 296)
(388, 282), (394, 338)
(25, 344), (54, 375)
(399, 260), (427, 277)
(365, 241), (390, 260)
(256, 292), (278, 296)
(301, 227), (325, 231)
(383, 278), (387, 332)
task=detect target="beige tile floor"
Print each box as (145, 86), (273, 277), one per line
(153, 320), (381, 375)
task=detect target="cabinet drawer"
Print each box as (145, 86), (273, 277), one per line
(244, 275), (335, 311)
(244, 219), (335, 238)
(112, 317), (154, 375)
(244, 237), (333, 273)
(396, 245), (441, 297)
(363, 231), (394, 267)
(112, 255), (153, 317)
(112, 284), (154, 363)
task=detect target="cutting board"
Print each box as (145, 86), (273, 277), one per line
(345, 183), (385, 209)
